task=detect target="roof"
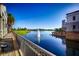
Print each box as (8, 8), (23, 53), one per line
(66, 10), (79, 15)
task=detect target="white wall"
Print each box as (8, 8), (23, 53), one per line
(0, 4), (7, 38)
(67, 12), (79, 23)
(66, 11), (79, 32)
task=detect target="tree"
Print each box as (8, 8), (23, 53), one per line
(54, 28), (63, 32)
(7, 13), (15, 32)
(7, 13), (14, 25)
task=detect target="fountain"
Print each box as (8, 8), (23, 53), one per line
(37, 29), (40, 43)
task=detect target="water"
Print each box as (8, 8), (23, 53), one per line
(23, 31), (66, 56)
(37, 29), (40, 43)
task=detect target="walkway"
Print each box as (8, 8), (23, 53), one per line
(0, 32), (21, 56)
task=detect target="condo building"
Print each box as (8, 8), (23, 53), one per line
(62, 19), (66, 31)
(0, 4), (8, 38)
(62, 10), (79, 40)
(62, 10), (79, 32)
(66, 10), (79, 32)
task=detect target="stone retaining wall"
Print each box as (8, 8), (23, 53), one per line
(66, 32), (79, 41)
(53, 32), (66, 37)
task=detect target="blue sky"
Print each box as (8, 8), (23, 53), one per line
(4, 3), (79, 29)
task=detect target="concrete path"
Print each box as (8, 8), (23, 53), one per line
(0, 32), (21, 56)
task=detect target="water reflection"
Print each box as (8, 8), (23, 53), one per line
(66, 40), (79, 56)
(23, 31), (79, 56)
(53, 36), (66, 45)
(37, 29), (40, 43)
(54, 35), (79, 56)
(24, 31), (66, 56)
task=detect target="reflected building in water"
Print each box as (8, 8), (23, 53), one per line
(62, 10), (79, 55)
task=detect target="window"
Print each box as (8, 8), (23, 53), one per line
(73, 25), (76, 30)
(2, 13), (4, 16)
(0, 14), (1, 18)
(73, 16), (76, 21)
(3, 19), (4, 21)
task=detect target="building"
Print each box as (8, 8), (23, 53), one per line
(62, 10), (79, 32)
(62, 19), (67, 31)
(62, 10), (79, 56)
(62, 10), (79, 40)
(66, 10), (79, 32)
(0, 4), (8, 38)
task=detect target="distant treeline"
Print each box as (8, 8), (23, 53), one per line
(12, 28), (28, 30)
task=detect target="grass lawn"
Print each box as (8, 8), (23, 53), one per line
(14, 30), (30, 35)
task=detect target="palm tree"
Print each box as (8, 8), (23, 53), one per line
(7, 13), (15, 32)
